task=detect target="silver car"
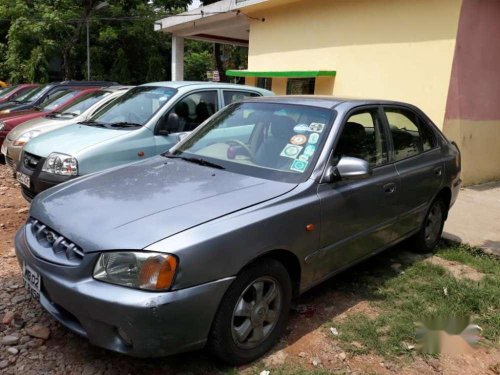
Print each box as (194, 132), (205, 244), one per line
(2, 86), (131, 171)
(15, 97), (461, 364)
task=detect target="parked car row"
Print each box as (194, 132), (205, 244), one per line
(7, 80), (461, 364)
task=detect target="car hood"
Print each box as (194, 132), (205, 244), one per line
(23, 123), (127, 158)
(30, 156), (297, 252)
(0, 109), (36, 120)
(6, 116), (81, 141)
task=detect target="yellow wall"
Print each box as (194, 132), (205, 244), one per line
(245, 0), (462, 128)
(443, 120), (500, 185)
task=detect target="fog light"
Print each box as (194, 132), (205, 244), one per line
(117, 327), (133, 347)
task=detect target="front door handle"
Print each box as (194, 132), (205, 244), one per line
(434, 166), (443, 176)
(383, 182), (397, 194)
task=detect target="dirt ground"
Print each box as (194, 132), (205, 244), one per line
(0, 163), (498, 375)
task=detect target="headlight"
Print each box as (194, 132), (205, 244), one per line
(0, 122), (4, 131)
(13, 130), (41, 146)
(0, 109), (10, 114)
(93, 252), (178, 291)
(41, 152), (78, 176)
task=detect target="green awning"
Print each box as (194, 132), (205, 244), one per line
(226, 70), (336, 78)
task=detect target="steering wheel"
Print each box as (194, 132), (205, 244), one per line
(227, 139), (254, 159)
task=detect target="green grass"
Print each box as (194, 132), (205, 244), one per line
(331, 243), (500, 358)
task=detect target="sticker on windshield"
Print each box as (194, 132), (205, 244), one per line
(290, 134), (307, 146)
(308, 133), (319, 145)
(290, 159), (308, 173)
(280, 144), (303, 159)
(303, 145), (316, 158)
(294, 124), (310, 133)
(309, 123), (325, 133)
(298, 155), (309, 162)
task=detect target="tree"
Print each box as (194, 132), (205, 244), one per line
(0, 0), (193, 83)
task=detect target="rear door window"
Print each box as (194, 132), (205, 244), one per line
(384, 108), (436, 161)
(223, 90), (260, 106)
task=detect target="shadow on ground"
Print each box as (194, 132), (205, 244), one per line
(18, 241), (428, 374)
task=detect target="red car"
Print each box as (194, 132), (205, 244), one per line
(0, 84), (39, 104)
(0, 88), (100, 149)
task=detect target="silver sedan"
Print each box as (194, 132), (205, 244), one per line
(15, 97), (461, 364)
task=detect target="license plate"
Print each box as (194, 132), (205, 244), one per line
(16, 171), (30, 188)
(23, 262), (41, 300)
(0, 143), (6, 156)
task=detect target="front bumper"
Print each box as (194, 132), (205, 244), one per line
(1, 138), (20, 171)
(15, 227), (234, 357)
(17, 152), (74, 201)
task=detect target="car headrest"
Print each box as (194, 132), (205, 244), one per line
(175, 101), (189, 117)
(270, 115), (296, 139)
(343, 122), (366, 138)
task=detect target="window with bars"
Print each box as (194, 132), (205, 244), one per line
(286, 78), (316, 95)
(256, 77), (272, 91)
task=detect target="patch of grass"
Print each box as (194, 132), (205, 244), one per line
(332, 244), (500, 358)
(436, 242), (500, 275)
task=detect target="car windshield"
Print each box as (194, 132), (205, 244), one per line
(87, 86), (176, 128)
(171, 102), (334, 183)
(40, 90), (80, 111)
(49, 90), (110, 118)
(17, 85), (48, 103)
(0, 85), (18, 98)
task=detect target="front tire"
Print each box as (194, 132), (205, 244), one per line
(208, 259), (292, 365)
(412, 198), (447, 253)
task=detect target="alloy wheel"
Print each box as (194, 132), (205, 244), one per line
(231, 276), (282, 350)
(424, 201), (443, 247)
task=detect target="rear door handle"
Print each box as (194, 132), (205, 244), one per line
(383, 182), (397, 194)
(434, 166), (443, 176)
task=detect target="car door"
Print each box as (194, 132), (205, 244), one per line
(382, 106), (444, 236)
(154, 90), (219, 154)
(315, 106), (400, 279)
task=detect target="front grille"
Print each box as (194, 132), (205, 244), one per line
(21, 186), (36, 201)
(29, 218), (84, 266)
(23, 152), (41, 171)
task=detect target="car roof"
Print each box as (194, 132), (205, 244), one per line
(241, 95), (415, 109)
(140, 81), (270, 91)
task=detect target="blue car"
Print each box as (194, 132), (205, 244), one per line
(16, 81), (273, 200)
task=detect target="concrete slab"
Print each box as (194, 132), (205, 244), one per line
(444, 180), (500, 257)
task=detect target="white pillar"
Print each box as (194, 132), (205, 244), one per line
(172, 35), (184, 81)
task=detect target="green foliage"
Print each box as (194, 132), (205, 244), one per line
(184, 40), (213, 81)
(0, 0), (248, 84)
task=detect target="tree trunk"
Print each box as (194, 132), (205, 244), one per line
(213, 43), (227, 82)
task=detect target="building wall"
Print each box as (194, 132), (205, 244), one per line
(246, 0), (462, 127)
(443, 0), (500, 185)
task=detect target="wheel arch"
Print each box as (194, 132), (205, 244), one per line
(434, 186), (452, 220)
(241, 249), (302, 299)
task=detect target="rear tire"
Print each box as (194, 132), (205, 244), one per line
(411, 198), (447, 253)
(208, 259), (292, 365)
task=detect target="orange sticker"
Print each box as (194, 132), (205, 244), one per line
(290, 134), (307, 145)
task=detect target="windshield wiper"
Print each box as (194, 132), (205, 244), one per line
(163, 154), (225, 170)
(46, 111), (62, 118)
(61, 112), (78, 117)
(109, 121), (142, 128)
(77, 120), (108, 128)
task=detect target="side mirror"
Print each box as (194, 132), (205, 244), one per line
(323, 156), (372, 183)
(157, 113), (180, 135)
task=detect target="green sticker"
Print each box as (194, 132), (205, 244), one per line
(280, 144), (303, 159)
(290, 159), (308, 173)
(308, 133), (319, 144)
(303, 145), (316, 157)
